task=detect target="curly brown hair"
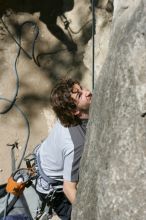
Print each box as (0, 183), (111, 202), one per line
(50, 78), (81, 127)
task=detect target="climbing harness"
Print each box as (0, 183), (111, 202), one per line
(0, 138), (63, 219)
(25, 146), (63, 219)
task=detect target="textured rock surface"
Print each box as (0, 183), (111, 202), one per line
(84, 0), (113, 82)
(72, 0), (146, 219)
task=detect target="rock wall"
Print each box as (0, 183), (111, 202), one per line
(72, 0), (146, 219)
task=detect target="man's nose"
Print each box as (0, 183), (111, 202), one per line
(84, 90), (91, 97)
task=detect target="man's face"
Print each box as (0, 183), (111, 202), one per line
(71, 83), (92, 115)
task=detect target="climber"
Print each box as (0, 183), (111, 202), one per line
(0, 0), (77, 53)
(35, 78), (92, 219)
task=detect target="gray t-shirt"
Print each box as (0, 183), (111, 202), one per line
(36, 119), (87, 194)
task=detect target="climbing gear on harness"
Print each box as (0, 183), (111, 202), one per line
(36, 152), (63, 185)
(23, 145), (64, 219)
(6, 176), (25, 197)
(0, 183), (23, 219)
(25, 144), (63, 185)
(6, 166), (36, 197)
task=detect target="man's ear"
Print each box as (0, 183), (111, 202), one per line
(72, 109), (80, 116)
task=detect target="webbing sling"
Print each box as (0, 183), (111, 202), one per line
(36, 153), (63, 185)
(0, 193), (18, 218)
(0, 184), (7, 199)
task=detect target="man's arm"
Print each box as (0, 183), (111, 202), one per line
(63, 180), (77, 204)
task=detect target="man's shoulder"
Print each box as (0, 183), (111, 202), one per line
(54, 119), (69, 131)
(52, 120), (72, 140)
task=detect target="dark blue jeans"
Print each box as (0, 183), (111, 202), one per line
(39, 192), (72, 220)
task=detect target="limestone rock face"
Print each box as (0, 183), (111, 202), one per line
(84, 0), (112, 82)
(72, 0), (146, 220)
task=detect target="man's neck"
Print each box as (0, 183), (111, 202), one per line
(79, 112), (89, 119)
